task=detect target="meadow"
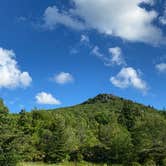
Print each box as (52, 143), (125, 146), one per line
(17, 162), (118, 166)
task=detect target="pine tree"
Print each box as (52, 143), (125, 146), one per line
(0, 100), (19, 166)
(42, 116), (67, 163)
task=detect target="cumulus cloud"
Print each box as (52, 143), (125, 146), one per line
(110, 67), (147, 92)
(155, 63), (166, 72)
(0, 47), (32, 89)
(43, 6), (86, 30)
(43, 0), (164, 44)
(53, 72), (74, 84)
(36, 92), (61, 105)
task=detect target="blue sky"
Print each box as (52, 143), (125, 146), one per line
(0, 0), (166, 112)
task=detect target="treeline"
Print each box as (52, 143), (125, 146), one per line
(1, 94), (166, 166)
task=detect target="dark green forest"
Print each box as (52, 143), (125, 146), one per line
(1, 94), (166, 166)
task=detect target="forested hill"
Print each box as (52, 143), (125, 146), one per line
(1, 94), (166, 166)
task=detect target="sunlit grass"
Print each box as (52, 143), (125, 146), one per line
(17, 162), (109, 166)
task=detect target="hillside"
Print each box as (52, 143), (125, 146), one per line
(0, 94), (166, 166)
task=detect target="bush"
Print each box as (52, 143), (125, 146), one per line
(0, 151), (19, 166)
(129, 162), (141, 166)
(143, 159), (156, 166)
(161, 158), (166, 166)
(70, 151), (83, 162)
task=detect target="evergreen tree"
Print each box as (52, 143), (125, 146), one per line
(41, 116), (67, 163)
(0, 100), (19, 166)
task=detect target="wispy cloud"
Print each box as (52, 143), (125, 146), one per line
(43, 6), (86, 30)
(108, 47), (126, 66)
(92, 46), (126, 67)
(155, 63), (166, 73)
(80, 34), (90, 43)
(159, 3), (166, 25)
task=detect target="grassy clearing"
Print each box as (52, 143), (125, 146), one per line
(17, 162), (122, 166)
(18, 162), (102, 166)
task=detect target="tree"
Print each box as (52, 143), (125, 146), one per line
(130, 113), (166, 165)
(0, 100), (19, 166)
(99, 123), (133, 164)
(118, 101), (142, 131)
(18, 109), (32, 134)
(41, 115), (67, 163)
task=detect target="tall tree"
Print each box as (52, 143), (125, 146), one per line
(41, 115), (67, 163)
(0, 99), (19, 166)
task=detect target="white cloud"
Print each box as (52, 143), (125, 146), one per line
(92, 46), (111, 66)
(43, 6), (86, 30)
(53, 72), (74, 84)
(155, 63), (166, 72)
(92, 46), (125, 66)
(80, 34), (89, 43)
(43, 0), (164, 44)
(160, 17), (166, 25)
(36, 92), (61, 105)
(17, 16), (27, 22)
(0, 47), (32, 89)
(109, 47), (126, 66)
(110, 67), (147, 92)
(159, 4), (166, 25)
(92, 46), (104, 58)
(70, 48), (79, 55)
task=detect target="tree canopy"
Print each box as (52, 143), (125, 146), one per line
(0, 94), (166, 166)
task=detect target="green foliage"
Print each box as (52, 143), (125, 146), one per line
(0, 99), (8, 114)
(1, 94), (166, 165)
(129, 162), (141, 166)
(118, 101), (142, 131)
(99, 123), (133, 163)
(143, 159), (156, 166)
(95, 112), (110, 125)
(0, 99), (19, 166)
(161, 158), (166, 166)
(40, 115), (68, 163)
(0, 150), (19, 166)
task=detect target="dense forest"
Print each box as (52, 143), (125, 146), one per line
(1, 94), (166, 166)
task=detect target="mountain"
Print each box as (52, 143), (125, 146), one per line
(0, 94), (166, 166)
(82, 94), (119, 104)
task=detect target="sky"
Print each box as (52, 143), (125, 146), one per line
(0, 0), (166, 112)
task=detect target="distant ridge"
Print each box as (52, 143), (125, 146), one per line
(81, 93), (156, 110)
(81, 93), (120, 104)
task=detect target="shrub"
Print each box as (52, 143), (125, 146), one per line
(161, 158), (166, 166)
(130, 162), (141, 166)
(143, 159), (156, 166)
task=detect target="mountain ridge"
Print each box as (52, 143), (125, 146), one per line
(80, 93), (157, 112)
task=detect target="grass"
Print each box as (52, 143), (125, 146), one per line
(18, 162), (103, 166)
(17, 162), (122, 166)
